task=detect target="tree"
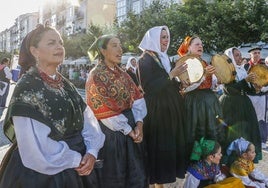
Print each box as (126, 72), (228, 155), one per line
(118, 1), (169, 54)
(117, 0), (268, 55)
(63, 24), (103, 59)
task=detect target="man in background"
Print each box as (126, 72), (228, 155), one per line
(244, 46), (264, 71)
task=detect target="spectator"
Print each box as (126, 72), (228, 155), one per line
(0, 57), (12, 108)
(126, 56), (139, 86)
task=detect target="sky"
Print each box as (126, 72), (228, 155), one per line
(0, 0), (41, 31)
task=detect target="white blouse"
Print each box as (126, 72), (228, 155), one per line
(14, 106), (105, 175)
(100, 98), (147, 135)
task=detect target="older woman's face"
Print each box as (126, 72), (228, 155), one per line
(31, 29), (65, 66)
(102, 37), (122, 65)
(188, 37), (203, 56)
(160, 29), (169, 52)
(233, 49), (242, 65)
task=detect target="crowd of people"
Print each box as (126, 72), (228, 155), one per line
(0, 24), (268, 188)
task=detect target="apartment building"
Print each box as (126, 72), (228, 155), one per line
(116, 0), (182, 23)
(0, 0), (116, 53)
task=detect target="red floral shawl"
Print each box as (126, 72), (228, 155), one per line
(86, 62), (143, 120)
(198, 60), (212, 89)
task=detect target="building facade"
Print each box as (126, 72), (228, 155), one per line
(0, 12), (39, 53)
(0, 0), (116, 53)
(116, 0), (182, 23)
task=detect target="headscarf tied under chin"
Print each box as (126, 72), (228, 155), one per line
(177, 36), (192, 57)
(126, 57), (137, 73)
(190, 137), (216, 161)
(226, 137), (250, 156)
(88, 34), (115, 62)
(138, 25), (171, 73)
(224, 47), (248, 81)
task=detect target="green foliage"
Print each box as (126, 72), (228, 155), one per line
(64, 0), (268, 58)
(116, 0), (268, 55)
(63, 24), (103, 58)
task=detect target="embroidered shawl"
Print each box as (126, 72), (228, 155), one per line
(86, 62), (143, 120)
(3, 66), (86, 142)
(230, 157), (255, 176)
(198, 60), (212, 89)
(187, 160), (220, 180)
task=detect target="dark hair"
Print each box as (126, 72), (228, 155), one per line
(1, 57), (10, 65)
(18, 24), (58, 75)
(28, 24), (56, 48)
(203, 141), (221, 159)
(88, 34), (118, 61)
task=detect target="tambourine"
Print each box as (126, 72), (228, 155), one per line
(211, 54), (236, 84)
(175, 54), (204, 84)
(175, 54), (205, 93)
(248, 64), (268, 87)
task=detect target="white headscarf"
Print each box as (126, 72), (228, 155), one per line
(224, 47), (248, 81)
(139, 26), (171, 73)
(126, 56), (137, 73)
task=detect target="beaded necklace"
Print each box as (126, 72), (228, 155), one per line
(38, 69), (64, 89)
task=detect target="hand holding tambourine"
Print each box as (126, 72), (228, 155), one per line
(248, 64), (268, 87)
(174, 54), (205, 93)
(204, 64), (216, 76)
(169, 62), (188, 80)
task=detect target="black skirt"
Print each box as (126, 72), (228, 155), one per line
(143, 86), (187, 184)
(219, 93), (262, 165)
(184, 89), (225, 164)
(96, 110), (148, 188)
(0, 147), (99, 188)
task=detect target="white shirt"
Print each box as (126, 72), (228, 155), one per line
(100, 98), (147, 135)
(14, 106), (105, 175)
(2, 66), (12, 81)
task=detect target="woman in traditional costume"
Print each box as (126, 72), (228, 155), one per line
(220, 47), (262, 165)
(177, 36), (225, 166)
(86, 35), (148, 188)
(228, 137), (268, 187)
(138, 26), (188, 187)
(0, 24), (105, 188)
(125, 56), (139, 86)
(184, 137), (244, 188)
